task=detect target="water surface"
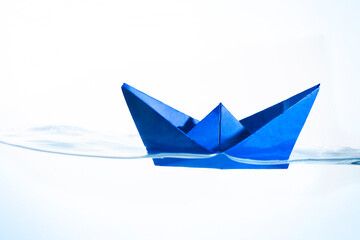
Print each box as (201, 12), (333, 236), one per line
(1, 125), (359, 166)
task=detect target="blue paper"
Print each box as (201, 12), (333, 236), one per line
(122, 83), (320, 169)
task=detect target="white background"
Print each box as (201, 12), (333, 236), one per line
(1, 0), (360, 239)
(0, 0), (359, 148)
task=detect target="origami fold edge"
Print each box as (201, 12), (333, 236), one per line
(226, 86), (319, 160)
(187, 103), (249, 152)
(122, 84), (209, 154)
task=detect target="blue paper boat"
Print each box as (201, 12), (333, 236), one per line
(122, 83), (319, 169)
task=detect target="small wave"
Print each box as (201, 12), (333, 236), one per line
(0, 125), (359, 166)
(1, 140), (360, 166)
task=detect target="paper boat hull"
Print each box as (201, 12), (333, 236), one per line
(153, 154), (289, 169)
(122, 83), (319, 169)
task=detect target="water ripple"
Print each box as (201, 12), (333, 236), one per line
(0, 125), (359, 166)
